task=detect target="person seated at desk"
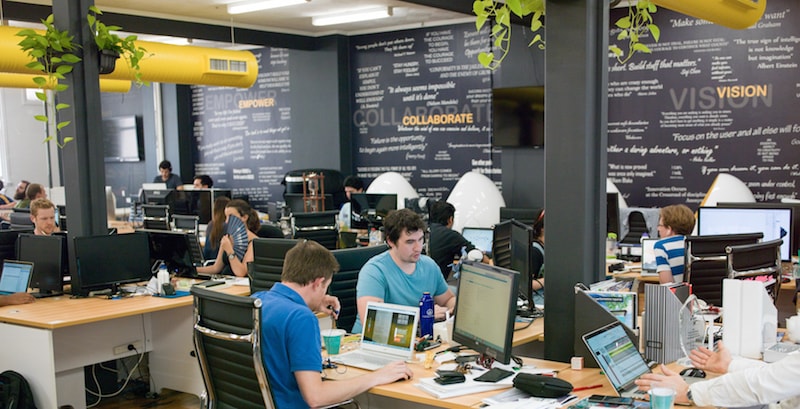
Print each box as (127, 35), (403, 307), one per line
(0, 292), (35, 307)
(193, 174), (213, 189)
(197, 199), (259, 277)
(14, 182), (46, 209)
(30, 198), (60, 236)
(353, 208), (456, 333)
(654, 204), (695, 284)
(0, 180), (15, 208)
(428, 200), (489, 280)
(153, 160), (183, 190)
(530, 210), (545, 305)
(338, 175), (365, 231)
(635, 341), (800, 408)
(251, 240), (412, 409)
(203, 196), (231, 260)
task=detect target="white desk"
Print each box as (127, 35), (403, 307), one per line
(0, 284), (249, 409)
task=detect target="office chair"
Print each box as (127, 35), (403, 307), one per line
(726, 238), (783, 303)
(291, 210), (339, 250)
(142, 204), (171, 230)
(619, 211), (649, 245)
(9, 211), (34, 230)
(172, 214), (200, 236)
(256, 222), (285, 239)
(249, 238), (300, 294)
(684, 232), (763, 307)
(330, 244), (388, 331)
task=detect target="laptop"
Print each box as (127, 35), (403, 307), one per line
(640, 238), (659, 276)
(0, 260), (34, 295)
(461, 227), (494, 257)
(582, 321), (650, 399)
(331, 302), (419, 371)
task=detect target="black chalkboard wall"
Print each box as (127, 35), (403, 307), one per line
(349, 24), (502, 200)
(608, 0), (800, 208)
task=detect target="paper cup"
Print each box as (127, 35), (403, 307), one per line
(322, 329), (346, 355)
(649, 386), (676, 409)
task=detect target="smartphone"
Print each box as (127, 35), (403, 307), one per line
(587, 395), (635, 406)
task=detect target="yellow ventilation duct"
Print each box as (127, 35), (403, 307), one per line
(0, 25), (258, 88)
(653, 0), (767, 30)
(0, 72), (132, 93)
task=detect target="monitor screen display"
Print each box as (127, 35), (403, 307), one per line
(461, 227), (493, 257)
(350, 193), (398, 230)
(73, 232), (152, 295)
(16, 233), (67, 295)
(144, 229), (202, 277)
(697, 207), (792, 261)
(452, 261), (519, 365)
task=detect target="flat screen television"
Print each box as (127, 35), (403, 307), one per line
(103, 115), (143, 162)
(492, 86), (544, 148)
(452, 261), (519, 366)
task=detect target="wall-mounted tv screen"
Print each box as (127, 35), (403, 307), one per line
(103, 115), (143, 162)
(492, 86), (544, 148)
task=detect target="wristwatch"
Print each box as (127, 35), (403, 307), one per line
(686, 387), (694, 404)
(228, 253), (236, 261)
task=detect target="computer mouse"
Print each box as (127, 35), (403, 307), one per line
(680, 368), (706, 378)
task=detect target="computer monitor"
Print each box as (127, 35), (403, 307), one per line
(350, 193), (398, 230)
(0, 229), (28, 263)
(141, 186), (174, 206)
(607, 192), (620, 237)
(574, 287), (640, 368)
(144, 229), (204, 277)
(73, 231), (152, 296)
(461, 226), (494, 257)
(718, 201), (800, 258)
(697, 206), (792, 261)
(452, 260), (519, 366)
(509, 220), (535, 315)
(16, 233), (68, 297)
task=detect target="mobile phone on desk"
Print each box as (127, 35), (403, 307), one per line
(587, 395), (634, 406)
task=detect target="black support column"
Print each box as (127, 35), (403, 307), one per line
(543, 1), (610, 361)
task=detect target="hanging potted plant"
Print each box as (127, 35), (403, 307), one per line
(87, 6), (149, 86)
(16, 14), (81, 147)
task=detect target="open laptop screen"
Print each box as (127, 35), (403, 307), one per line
(362, 302), (418, 356)
(582, 321), (650, 394)
(640, 238), (658, 274)
(461, 227), (494, 257)
(0, 260), (34, 294)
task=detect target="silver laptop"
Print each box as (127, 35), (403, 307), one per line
(640, 238), (659, 276)
(461, 227), (494, 257)
(0, 260), (34, 295)
(331, 302), (419, 371)
(582, 321), (650, 399)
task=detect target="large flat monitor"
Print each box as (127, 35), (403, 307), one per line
(0, 229), (28, 263)
(142, 187), (174, 206)
(350, 193), (398, 230)
(461, 226), (494, 257)
(718, 201), (800, 258)
(510, 220), (536, 315)
(452, 261), (519, 366)
(16, 233), (68, 297)
(73, 232), (152, 296)
(697, 206), (792, 261)
(144, 229), (203, 278)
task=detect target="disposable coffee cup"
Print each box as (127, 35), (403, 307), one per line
(322, 329), (346, 355)
(649, 386), (676, 409)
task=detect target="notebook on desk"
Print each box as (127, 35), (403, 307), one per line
(0, 260), (34, 295)
(640, 238), (659, 276)
(331, 302), (419, 371)
(461, 227), (493, 257)
(582, 321), (650, 399)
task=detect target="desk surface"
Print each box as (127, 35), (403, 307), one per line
(0, 284), (249, 329)
(513, 318), (545, 346)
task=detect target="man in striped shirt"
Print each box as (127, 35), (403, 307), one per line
(654, 204), (695, 284)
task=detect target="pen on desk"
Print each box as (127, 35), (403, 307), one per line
(572, 384), (603, 392)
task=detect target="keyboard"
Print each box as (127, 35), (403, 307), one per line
(332, 350), (398, 371)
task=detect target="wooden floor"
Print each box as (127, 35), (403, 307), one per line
(91, 389), (199, 409)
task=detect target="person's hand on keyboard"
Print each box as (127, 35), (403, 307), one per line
(372, 361), (413, 385)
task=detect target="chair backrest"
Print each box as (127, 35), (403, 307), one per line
(619, 211), (648, 244)
(257, 223), (285, 239)
(330, 244), (388, 331)
(726, 238), (783, 303)
(142, 204), (171, 230)
(685, 233), (763, 307)
(191, 286), (275, 409)
(172, 214), (199, 235)
(249, 238), (301, 293)
(292, 211), (339, 250)
(9, 211), (34, 230)
(492, 219), (514, 269)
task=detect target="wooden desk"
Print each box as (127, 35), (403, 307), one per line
(513, 317), (545, 345)
(0, 283), (249, 409)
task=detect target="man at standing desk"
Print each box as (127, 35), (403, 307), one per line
(353, 208), (456, 333)
(252, 240), (412, 409)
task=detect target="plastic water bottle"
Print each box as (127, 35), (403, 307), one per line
(157, 263), (170, 294)
(419, 292), (434, 338)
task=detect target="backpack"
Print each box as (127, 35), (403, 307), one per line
(0, 370), (37, 409)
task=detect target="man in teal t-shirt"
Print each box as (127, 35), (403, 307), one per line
(352, 208), (456, 333)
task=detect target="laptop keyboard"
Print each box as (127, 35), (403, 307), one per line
(334, 351), (397, 370)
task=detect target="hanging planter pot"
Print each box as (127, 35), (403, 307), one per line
(98, 48), (120, 74)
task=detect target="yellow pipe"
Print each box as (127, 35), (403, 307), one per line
(0, 25), (258, 88)
(0, 72), (132, 93)
(653, 0), (767, 30)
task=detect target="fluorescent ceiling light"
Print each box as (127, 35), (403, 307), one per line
(227, 0), (310, 15)
(312, 7), (393, 26)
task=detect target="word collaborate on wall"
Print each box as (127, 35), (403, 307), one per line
(608, 0), (800, 208)
(349, 24), (501, 200)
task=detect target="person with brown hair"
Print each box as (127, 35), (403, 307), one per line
(14, 183), (46, 209)
(203, 196), (231, 260)
(654, 204), (696, 283)
(30, 198), (60, 236)
(197, 199), (259, 277)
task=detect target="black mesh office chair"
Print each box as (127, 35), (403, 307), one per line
(142, 205), (171, 230)
(9, 210), (34, 230)
(726, 238), (783, 303)
(684, 233), (763, 307)
(330, 245), (388, 331)
(619, 211), (649, 245)
(191, 286), (275, 409)
(257, 222), (285, 239)
(292, 210), (339, 250)
(249, 238), (300, 294)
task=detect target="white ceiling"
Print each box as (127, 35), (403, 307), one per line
(6, 0), (473, 38)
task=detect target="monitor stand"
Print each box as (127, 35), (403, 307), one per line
(30, 290), (64, 299)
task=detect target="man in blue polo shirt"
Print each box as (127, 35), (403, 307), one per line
(654, 204), (695, 284)
(252, 240), (412, 409)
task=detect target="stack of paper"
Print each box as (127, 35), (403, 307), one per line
(414, 373), (513, 399)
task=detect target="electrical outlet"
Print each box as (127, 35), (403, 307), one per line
(113, 340), (144, 355)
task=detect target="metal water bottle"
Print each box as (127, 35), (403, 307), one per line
(419, 292), (434, 338)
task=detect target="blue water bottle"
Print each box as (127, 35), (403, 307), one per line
(419, 292), (434, 338)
